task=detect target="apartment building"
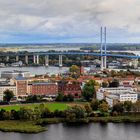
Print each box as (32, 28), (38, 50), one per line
(58, 81), (82, 98)
(97, 87), (138, 107)
(15, 77), (28, 97)
(31, 82), (58, 96)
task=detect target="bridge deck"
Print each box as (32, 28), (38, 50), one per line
(0, 52), (139, 59)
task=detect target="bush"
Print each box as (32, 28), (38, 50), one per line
(65, 105), (86, 122)
(90, 99), (99, 111)
(56, 93), (74, 102)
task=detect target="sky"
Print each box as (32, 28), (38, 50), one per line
(0, 0), (140, 43)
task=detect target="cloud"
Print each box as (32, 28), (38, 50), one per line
(0, 0), (140, 43)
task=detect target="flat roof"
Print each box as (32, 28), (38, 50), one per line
(15, 76), (27, 81)
(0, 84), (16, 87)
(106, 94), (119, 99)
(32, 82), (57, 86)
(1, 70), (29, 74)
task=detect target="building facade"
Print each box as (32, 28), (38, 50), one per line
(0, 85), (16, 100)
(58, 81), (82, 98)
(96, 87), (138, 107)
(31, 82), (58, 96)
(1, 70), (30, 79)
(15, 77), (28, 97)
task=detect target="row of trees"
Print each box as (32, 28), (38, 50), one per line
(90, 99), (140, 116)
(112, 100), (140, 115)
(0, 100), (140, 121)
(56, 93), (74, 102)
(0, 99), (107, 121)
(0, 100), (109, 121)
(66, 100), (140, 122)
(0, 103), (89, 121)
(0, 104), (64, 121)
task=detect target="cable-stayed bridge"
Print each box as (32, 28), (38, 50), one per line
(0, 27), (139, 69)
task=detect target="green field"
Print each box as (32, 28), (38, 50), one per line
(0, 102), (69, 112)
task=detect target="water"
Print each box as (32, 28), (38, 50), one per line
(0, 46), (81, 52)
(0, 123), (139, 140)
(0, 66), (69, 75)
(123, 51), (140, 56)
(22, 47), (80, 52)
(108, 50), (140, 56)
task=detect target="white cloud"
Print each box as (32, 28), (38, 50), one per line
(0, 0), (140, 42)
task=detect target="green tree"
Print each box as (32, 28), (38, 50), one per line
(99, 101), (109, 112)
(33, 107), (41, 120)
(82, 80), (96, 101)
(67, 94), (74, 102)
(84, 103), (92, 116)
(123, 101), (132, 112)
(26, 95), (39, 103)
(112, 103), (124, 115)
(3, 90), (14, 102)
(63, 94), (74, 102)
(41, 107), (51, 118)
(65, 105), (86, 122)
(11, 110), (20, 120)
(132, 100), (140, 112)
(0, 109), (6, 120)
(19, 108), (34, 120)
(109, 79), (119, 87)
(69, 65), (80, 73)
(69, 65), (80, 78)
(63, 95), (68, 102)
(90, 99), (99, 111)
(39, 103), (45, 112)
(55, 93), (64, 102)
(3, 111), (11, 120)
(102, 82), (108, 88)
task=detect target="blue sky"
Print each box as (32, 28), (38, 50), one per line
(0, 0), (140, 43)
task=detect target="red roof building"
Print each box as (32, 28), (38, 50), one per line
(58, 81), (82, 98)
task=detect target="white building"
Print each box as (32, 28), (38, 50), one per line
(11, 61), (23, 67)
(96, 87), (138, 107)
(119, 93), (137, 103)
(106, 94), (119, 107)
(1, 70), (30, 79)
(108, 60), (120, 69)
(100, 87), (135, 94)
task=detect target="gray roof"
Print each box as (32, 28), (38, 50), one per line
(32, 82), (57, 86)
(15, 76), (27, 81)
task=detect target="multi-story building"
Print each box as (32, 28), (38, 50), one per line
(15, 77), (28, 97)
(1, 70), (30, 79)
(58, 81), (82, 98)
(31, 82), (58, 96)
(98, 87), (135, 94)
(27, 83), (32, 95)
(97, 87), (138, 107)
(105, 94), (119, 107)
(119, 78), (135, 87)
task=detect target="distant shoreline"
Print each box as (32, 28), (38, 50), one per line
(0, 47), (140, 53)
(0, 43), (140, 52)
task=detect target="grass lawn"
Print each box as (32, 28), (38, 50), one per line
(0, 121), (46, 133)
(0, 102), (69, 112)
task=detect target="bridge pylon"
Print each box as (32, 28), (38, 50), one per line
(100, 26), (107, 70)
